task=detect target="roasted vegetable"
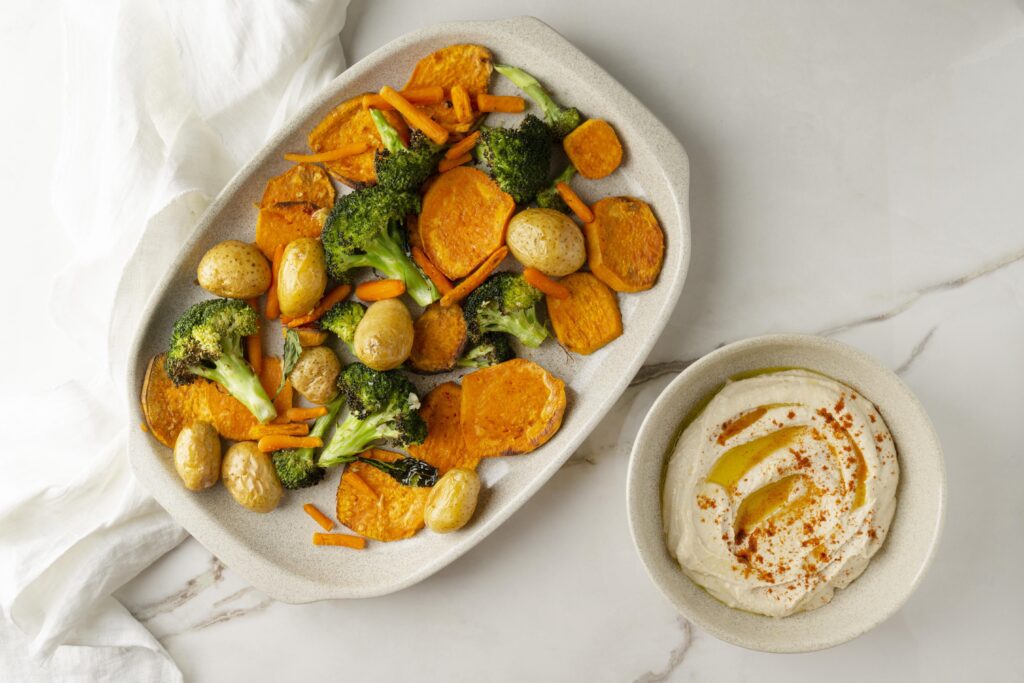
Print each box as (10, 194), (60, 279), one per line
(289, 346), (342, 404)
(318, 363), (428, 464)
(370, 110), (443, 193)
(255, 164), (335, 259)
(476, 114), (552, 204)
(584, 196), (665, 292)
(535, 164), (577, 214)
(409, 302), (468, 373)
(271, 395), (344, 490)
(424, 468), (481, 533)
(173, 421), (221, 491)
(563, 118), (624, 179)
(353, 299), (415, 371)
(456, 333), (515, 369)
(197, 240), (271, 300)
(463, 272), (548, 348)
(506, 207), (585, 277)
(403, 44), (494, 136)
(407, 382), (479, 473)
(321, 184), (439, 306)
(277, 237), (328, 317)
(318, 300), (366, 352)
(306, 94), (407, 187)
(546, 272), (623, 354)
(493, 64), (581, 140)
(222, 442), (283, 512)
(164, 299), (277, 423)
(336, 450), (432, 541)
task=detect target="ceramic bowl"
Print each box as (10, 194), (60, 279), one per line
(626, 334), (945, 652)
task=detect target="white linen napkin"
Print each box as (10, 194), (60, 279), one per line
(0, 1), (350, 679)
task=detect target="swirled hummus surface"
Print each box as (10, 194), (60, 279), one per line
(663, 369), (898, 617)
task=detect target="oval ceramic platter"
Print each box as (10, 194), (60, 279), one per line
(126, 16), (690, 601)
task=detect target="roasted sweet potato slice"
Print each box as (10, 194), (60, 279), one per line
(562, 119), (624, 179)
(584, 197), (665, 292)
(255, 203), (329, 261)
(409, 303), (467, 373)
(546, 272), (623, 354)
(142, 354), (291, 446)
(307, 95), (408, 187)
(404, 44), (493, 136)
(336, 449), (430, 542)
(408, 382), (478, 473)
(461, 359), (566, 457)
(259, 163), (335, 209)
(420, 166), (515, 279)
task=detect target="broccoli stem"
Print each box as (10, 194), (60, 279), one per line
(362, 225), (440, 306)
(355, 456), (438, 487)
(192, 352), (276, 423)
(369, 109), (406, 153)
(502, 310), (548, 348)
(494, 64), (560, 124)
(319, 411), (394, 466)
(552, 164), (577, 185)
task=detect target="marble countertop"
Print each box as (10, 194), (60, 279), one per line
(61, 0), (1024, 679)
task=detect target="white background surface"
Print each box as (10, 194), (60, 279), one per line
(3, 1), (1023, 681)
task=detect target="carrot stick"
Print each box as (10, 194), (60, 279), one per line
(444, 131), (480, 161)
(285, 327), (328, 347)
(438, 153), (472, 173)
(441, 246), (509, 306)
(286, 406), (328, 422)
(476, 94), (526, 113)
(355, 279), (406, 301)
(555, 182), (595, 223)
(265, 243), (285, 320)
(523, 267), (571, 300)
(245, 298), (264, 375)
(249, 423), (310, 439)
(362, 86), (445, 110)
(283, 143), (369, 163)
(285, 284), (352, 328)
(257, 435), (323, 452)
(303, 504), (335, 531)
(312, 533), (366, 549)
(451, 85), (473, 123)
(411, 246), (453, 294)
(378, 86), (449, 145)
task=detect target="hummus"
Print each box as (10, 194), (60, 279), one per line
(663, 369), (898, 617)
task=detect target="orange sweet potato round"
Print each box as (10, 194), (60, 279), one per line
(307, 95), (407, 187)
(546, 272), (623, 355)
(254, 204), (329, 261)
(461, 359), (566, 458)
(336, 449), (430, 542)
(409, 303), (467, 373)
(408, 382), (479, 473)
(562, 119), (624, 179)
(404, 44), (493, 136)
(259, 163), (335, 209)
(420, 166), (515, 279)
(584, 196), (665, 292)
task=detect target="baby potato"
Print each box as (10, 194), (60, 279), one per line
(290, 346), (341, 404)
(354, 298), (414, 371)
(197, 240), (271, 299)
(221, 442), (283, 513)
(173, 421), (221, 491)
(277, 237), (327, 317)
(424, 468), (481, 533)
(506, 208), (586, 277)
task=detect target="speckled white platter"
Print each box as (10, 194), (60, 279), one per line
(627, 335), (945, 652)
(126, 17), (690, 602)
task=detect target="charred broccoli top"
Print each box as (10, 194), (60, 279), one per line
(318, 300), (366, 352)
(271, 394), (344, 489)
(463, 272), (548, 348)
(535, 164), (578, 214)
(370, 109), (443, 194)
(457, 333), (516, 368)
(477, 114), (552, 204)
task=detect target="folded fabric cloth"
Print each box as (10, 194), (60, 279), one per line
(0, 1), (350, 679)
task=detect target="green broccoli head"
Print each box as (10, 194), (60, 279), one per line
(318, 300), (366, 351)
(374, 128), (443, 194)
(165, 298), (276, 423)
(493, 64), (582, 140)
(457, 333), (516, 368)
(477, 115), (553, 204)
(321, 186), (439, 306)
(535, 164), (578, 214)
(463, 272), (548, 348)
(271, 395), (345, 489)
(318, 363), (427, 465)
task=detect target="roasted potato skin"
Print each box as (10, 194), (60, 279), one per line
(290, 346), (341, 404)
(277, 237), (327, 317)
(353, 299), (414, 371)
(173, 421), (221, 491)
(506, 208), (585, 277)
(197, 240), (271, 299)
(221, 442), (283, 513)
(424, 468), (481, 533)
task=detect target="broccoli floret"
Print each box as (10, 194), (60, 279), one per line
(370, 109), (443, 193)
(494, 64), (582, 140)
(165, 298), (276, 423)
(535, 164), (578, 214)
(271, 395), (344, 489)
(318, 300), (366, 352)
(477, 115), (552, 204)
(318, 363), (428, 465)
(457, 333), (515, 368)
(352, 453), (438, 487)
(322, 185), (439, 306)
(463, 272), (548, 348)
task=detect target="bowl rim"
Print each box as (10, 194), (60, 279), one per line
(625, 333), (947, 652)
